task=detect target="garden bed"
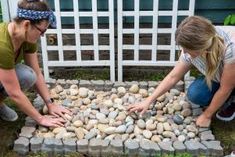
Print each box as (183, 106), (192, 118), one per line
(13, 79), (224, 157)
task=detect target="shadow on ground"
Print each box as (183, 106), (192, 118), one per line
(0, 107), (25, 157)
(211, 117), (235, 155)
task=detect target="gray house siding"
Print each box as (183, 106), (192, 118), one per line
(47, 0), (235, 25)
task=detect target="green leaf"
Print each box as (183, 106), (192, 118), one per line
(230, 14), (235, 25)
(224, 15), (231, 25)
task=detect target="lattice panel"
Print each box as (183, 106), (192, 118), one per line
(117, 0), (195, 81)
(41, 0), (115, 81)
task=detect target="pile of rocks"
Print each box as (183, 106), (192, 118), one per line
(13, 79), (223, 156)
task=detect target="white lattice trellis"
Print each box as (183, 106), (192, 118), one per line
(0, 0), (196, 82)
(40, 0), (115, 81)
(0, 0), (19, 22)
(117, 0), (195, 81)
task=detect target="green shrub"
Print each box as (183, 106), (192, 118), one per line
(224, 14), (235, 25)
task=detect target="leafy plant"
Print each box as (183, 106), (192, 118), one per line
(224, 14), (235, 25)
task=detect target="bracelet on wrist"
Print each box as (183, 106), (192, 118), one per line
(45, 98), (54, 105)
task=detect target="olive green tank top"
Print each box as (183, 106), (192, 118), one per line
(0, 22), (37, 69)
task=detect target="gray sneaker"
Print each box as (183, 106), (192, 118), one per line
(231, 151), (235, 157)
(0, 104), (18, 121)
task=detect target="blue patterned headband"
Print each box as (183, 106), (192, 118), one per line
(17, 8), (56, 28)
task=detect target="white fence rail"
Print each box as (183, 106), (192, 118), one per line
(1, 0), (195, 82)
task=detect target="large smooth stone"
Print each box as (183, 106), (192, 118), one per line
(172, 114), (184, 125)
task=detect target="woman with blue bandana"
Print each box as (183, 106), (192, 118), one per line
(0, 0), (71, 127)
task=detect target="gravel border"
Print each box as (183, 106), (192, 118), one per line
(13, 78), (224, 156)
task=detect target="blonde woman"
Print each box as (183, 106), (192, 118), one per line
(128, 16), (235, 127)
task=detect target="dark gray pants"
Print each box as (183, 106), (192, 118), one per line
(0, 64), (37, 98)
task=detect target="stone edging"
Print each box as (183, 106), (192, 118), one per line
(13, 78), (224, 157)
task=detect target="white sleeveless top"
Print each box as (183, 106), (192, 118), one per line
(180, 26), (235, 82)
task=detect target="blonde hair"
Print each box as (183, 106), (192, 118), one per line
(175, 16), (225, 88)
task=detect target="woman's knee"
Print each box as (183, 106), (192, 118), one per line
(15, 64), (37, 90)
(187, 77), (219, 106)
(187, 85), (210, 106)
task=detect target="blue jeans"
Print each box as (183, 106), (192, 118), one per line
(0, 64), (37, 98)
(187, 76), (235, 106)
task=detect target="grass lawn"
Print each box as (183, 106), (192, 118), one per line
(211, 117), (235, 155)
